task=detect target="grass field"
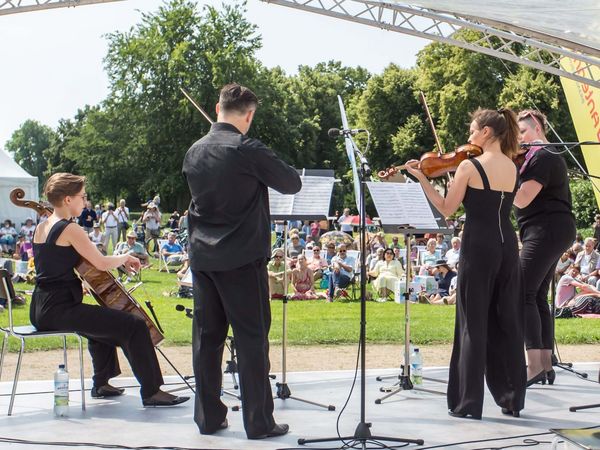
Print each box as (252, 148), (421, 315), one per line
(1, 259), (599, 352)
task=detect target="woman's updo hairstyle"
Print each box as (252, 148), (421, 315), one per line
(43, 173), (86, 206)
(471, 107), (519, 157)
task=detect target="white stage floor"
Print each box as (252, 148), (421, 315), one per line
(1, 364), (600, 449)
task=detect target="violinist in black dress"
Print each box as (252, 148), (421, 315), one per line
(514, 110), (576, 386)
(31, 172), (188, 407)
(406, 108), (526, 419)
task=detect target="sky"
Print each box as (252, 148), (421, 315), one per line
(0, 0), (429, 148)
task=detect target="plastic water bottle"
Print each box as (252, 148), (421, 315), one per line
(410, 348), (423, 386)
(54, 364), (69, 417)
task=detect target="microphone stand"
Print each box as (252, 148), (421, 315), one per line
(298, 132), (423, 448)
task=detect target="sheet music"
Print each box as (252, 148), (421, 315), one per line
(366, 182), (439, 229)
(269, 175), (334, 218)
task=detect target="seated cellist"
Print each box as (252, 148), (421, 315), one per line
(30, 172), (188, 407)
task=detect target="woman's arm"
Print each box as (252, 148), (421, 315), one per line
(514, 180), (543, 209)
(404, 159), (471, 218)
(64, 223), (140, 273)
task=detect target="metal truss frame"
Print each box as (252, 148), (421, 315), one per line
(263, 0), (600, 88)
(0, 0), (123, 16)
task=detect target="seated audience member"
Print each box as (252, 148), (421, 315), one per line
(437, 264), (459, 305)
(176, 256), (190, 281)
(417, 238), (439, 275)
(367, 248), (385, 273)
(0, 220), (17, 254)
(307, 246), (328, 280)
(305, 235), (315, 250)
(161, 232), (185, 265)
(325, 243), (337, 263)
(575, 237), (600, 285)
(267, 248), (287, 299)
(390, 236), (401, 250)
(556, 265), (600, 315)
(369, 232), (387, 254)
(445, 237), (461, 269)
(428, 259), (457, 304)
(574, 233), (584, 247)
(369, 248), (403, 302)
(20, 218), (36, 242)
(327, 244), (355, 301)
(89, 222), (106, 254)
(287, 234), (305, 258)
(13, 234), (32, 261)
(290, 255), (326, 300)
(167, 211), (180, 229)
(115, 230), (150, 267)
(435, 233), (448, 254)
(555, 249), (576, 282)
(300, 221), (311, 240)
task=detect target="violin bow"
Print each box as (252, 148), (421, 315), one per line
(179, 87), (214, 125)
(419, 91), (453, 182)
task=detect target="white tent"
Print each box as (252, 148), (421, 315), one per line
(0, 149), (39, 227)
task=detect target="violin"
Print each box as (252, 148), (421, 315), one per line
(10, 188), (164, 346)
(378, 143), (483, 180)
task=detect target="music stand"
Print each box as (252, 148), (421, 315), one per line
(365, 182), (450, 402)
(269, 174), (336, 411)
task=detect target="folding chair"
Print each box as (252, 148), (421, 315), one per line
(0, 269), (85, 415)
(157, 239), (170, 273)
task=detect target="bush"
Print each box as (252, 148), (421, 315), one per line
(571, 179), (598, 229)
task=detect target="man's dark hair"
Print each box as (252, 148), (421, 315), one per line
(219, 83), (258, 114)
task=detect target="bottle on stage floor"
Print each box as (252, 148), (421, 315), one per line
(410, 348), (423, 386)
(54, 364), (69, 417)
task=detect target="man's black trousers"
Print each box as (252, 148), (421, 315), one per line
(192, 259), (275, 438)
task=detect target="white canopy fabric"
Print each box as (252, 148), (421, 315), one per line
(403, 0), (600, 54)
(0, 150), (39, 227)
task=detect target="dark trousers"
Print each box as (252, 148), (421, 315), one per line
(31, 284), (163, 398)
(520, 217), (575, 350)
(192, 259), (275, 438)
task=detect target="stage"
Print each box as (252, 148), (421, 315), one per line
(1, 364), (600, 449)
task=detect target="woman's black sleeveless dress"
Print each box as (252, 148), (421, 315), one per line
(30, 219), (163, 398)
(447, 159), (527, 419)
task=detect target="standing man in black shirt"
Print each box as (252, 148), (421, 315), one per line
(182, 84), (302, 439)
(514, 109), (576, 387)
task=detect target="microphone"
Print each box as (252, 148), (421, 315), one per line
(328, 128), (367, 138)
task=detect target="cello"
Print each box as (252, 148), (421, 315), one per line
(10, 188), (164, 346)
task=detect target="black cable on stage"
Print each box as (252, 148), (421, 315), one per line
(0, 436), (225, 450)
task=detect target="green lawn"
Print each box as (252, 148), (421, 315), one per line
(2, 262), (600, 352)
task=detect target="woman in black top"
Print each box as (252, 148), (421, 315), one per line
(514, 110), (576, 386)
(31, 173), (188, 407)
(406, 108), (526, 419)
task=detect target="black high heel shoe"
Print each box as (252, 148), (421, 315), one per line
(526, 370), (547, 387)
(546, 369), (556, 385)
(501, 407), (520, 417)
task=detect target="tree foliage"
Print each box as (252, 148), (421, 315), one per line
(5, 119), (55, 190)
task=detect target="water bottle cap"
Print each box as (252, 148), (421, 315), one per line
(58, 364), (65, 369)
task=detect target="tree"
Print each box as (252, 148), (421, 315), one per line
(5, 119), (55, 189)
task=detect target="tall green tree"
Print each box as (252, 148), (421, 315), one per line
(5, 119), (55, 189)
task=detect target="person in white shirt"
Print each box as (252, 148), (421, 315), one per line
(143, 202), (162, 253)
(89, 222), (106, 254)
(445, 237), (461, 268)
(337, 208), (354, 236)
(116, 199), (130, 242)
(101, 203), (120, 254)
(20, 218), (36, 243)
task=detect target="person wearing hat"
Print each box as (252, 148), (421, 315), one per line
(142, 202), (161, 254)
(89, 222), (106, 254)
(428, 259), (457, 304)
(114, 230), (150, 267)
